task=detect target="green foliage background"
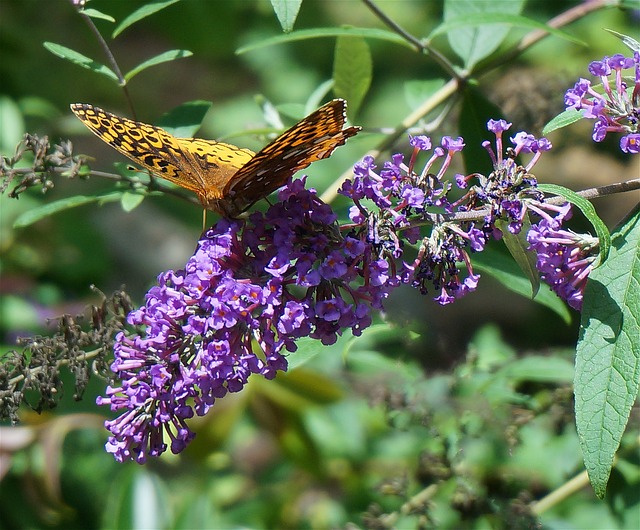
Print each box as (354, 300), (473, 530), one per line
(0, 1), (638, 529)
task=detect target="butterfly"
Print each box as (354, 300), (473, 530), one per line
(70, 100), (360, 217)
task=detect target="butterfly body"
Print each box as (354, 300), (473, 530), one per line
(71, 100), (360, 217)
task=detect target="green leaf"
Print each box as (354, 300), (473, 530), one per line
(499, 354), (575, 384)
(305, 79), (335, 112)
(537, 183), (611, 264)
(332, 36), (372, 118)
(287, 333), (352, 371)
(443, 0), (525, 69)
(13, 192), (123, 228)
(575, 205), (640, 498)
(620, 0), (640, 10)
(0, 295), (41, 333)
(261, 97), (288, 128)
(157, 100), (213, 137)
(112, 0), (182, 38)
(103, 468), (172, 529)
(469, 324), (517, 369)
(124, 49), (193, 82)
(80, 8), (115, 23)
(434, 11), (585, 44)
(120, 191), (146, 212)
(495, 217), (540, 298)
(344, 349), (420, 379)
(472, 245), (572, 323)
(433, 10), (584, 68)
(236, 26), (412, 55)
(542, 108), (586, 136)
(270, 0), (303, 33)
(17, 96), (60, 121)
(112, 162), (150, 180)
(603, 28), (640, 53)
(0, 96), (25, 153)
(255, 369), (343, 409)
(344, 323), (415, 357)
(43, 42), (119, 83)
(404, 79), (446, 109)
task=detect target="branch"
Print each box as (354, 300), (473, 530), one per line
(71, 0), (136, 119)
(530, 469), (591, 515)
(362, 0), (458, 81)
(449, 179), (640, 223)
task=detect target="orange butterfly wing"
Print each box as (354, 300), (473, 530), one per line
(217, 99), (360, 216)
(70, 104), (254, 205)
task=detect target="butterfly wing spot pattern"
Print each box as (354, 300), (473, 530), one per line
(70, 100), (360, 217)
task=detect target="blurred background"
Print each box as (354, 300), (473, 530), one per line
(1, 1), (638, 528)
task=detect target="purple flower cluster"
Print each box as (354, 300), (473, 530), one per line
(340, 135), (482, 304)
(565, 52), (640, 153)
(527, 202), (599, 310)
(467, 119), (551, 236)
(98, 178), (392, 463)
(340, 121), (554, 305)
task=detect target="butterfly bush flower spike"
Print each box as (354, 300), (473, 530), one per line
(98, 178), (391, 462)
(353, 133), (488, 304)
(341, 120), (562, 306)
(565, 52), (640, 153)
(526, 203), (599, 311)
